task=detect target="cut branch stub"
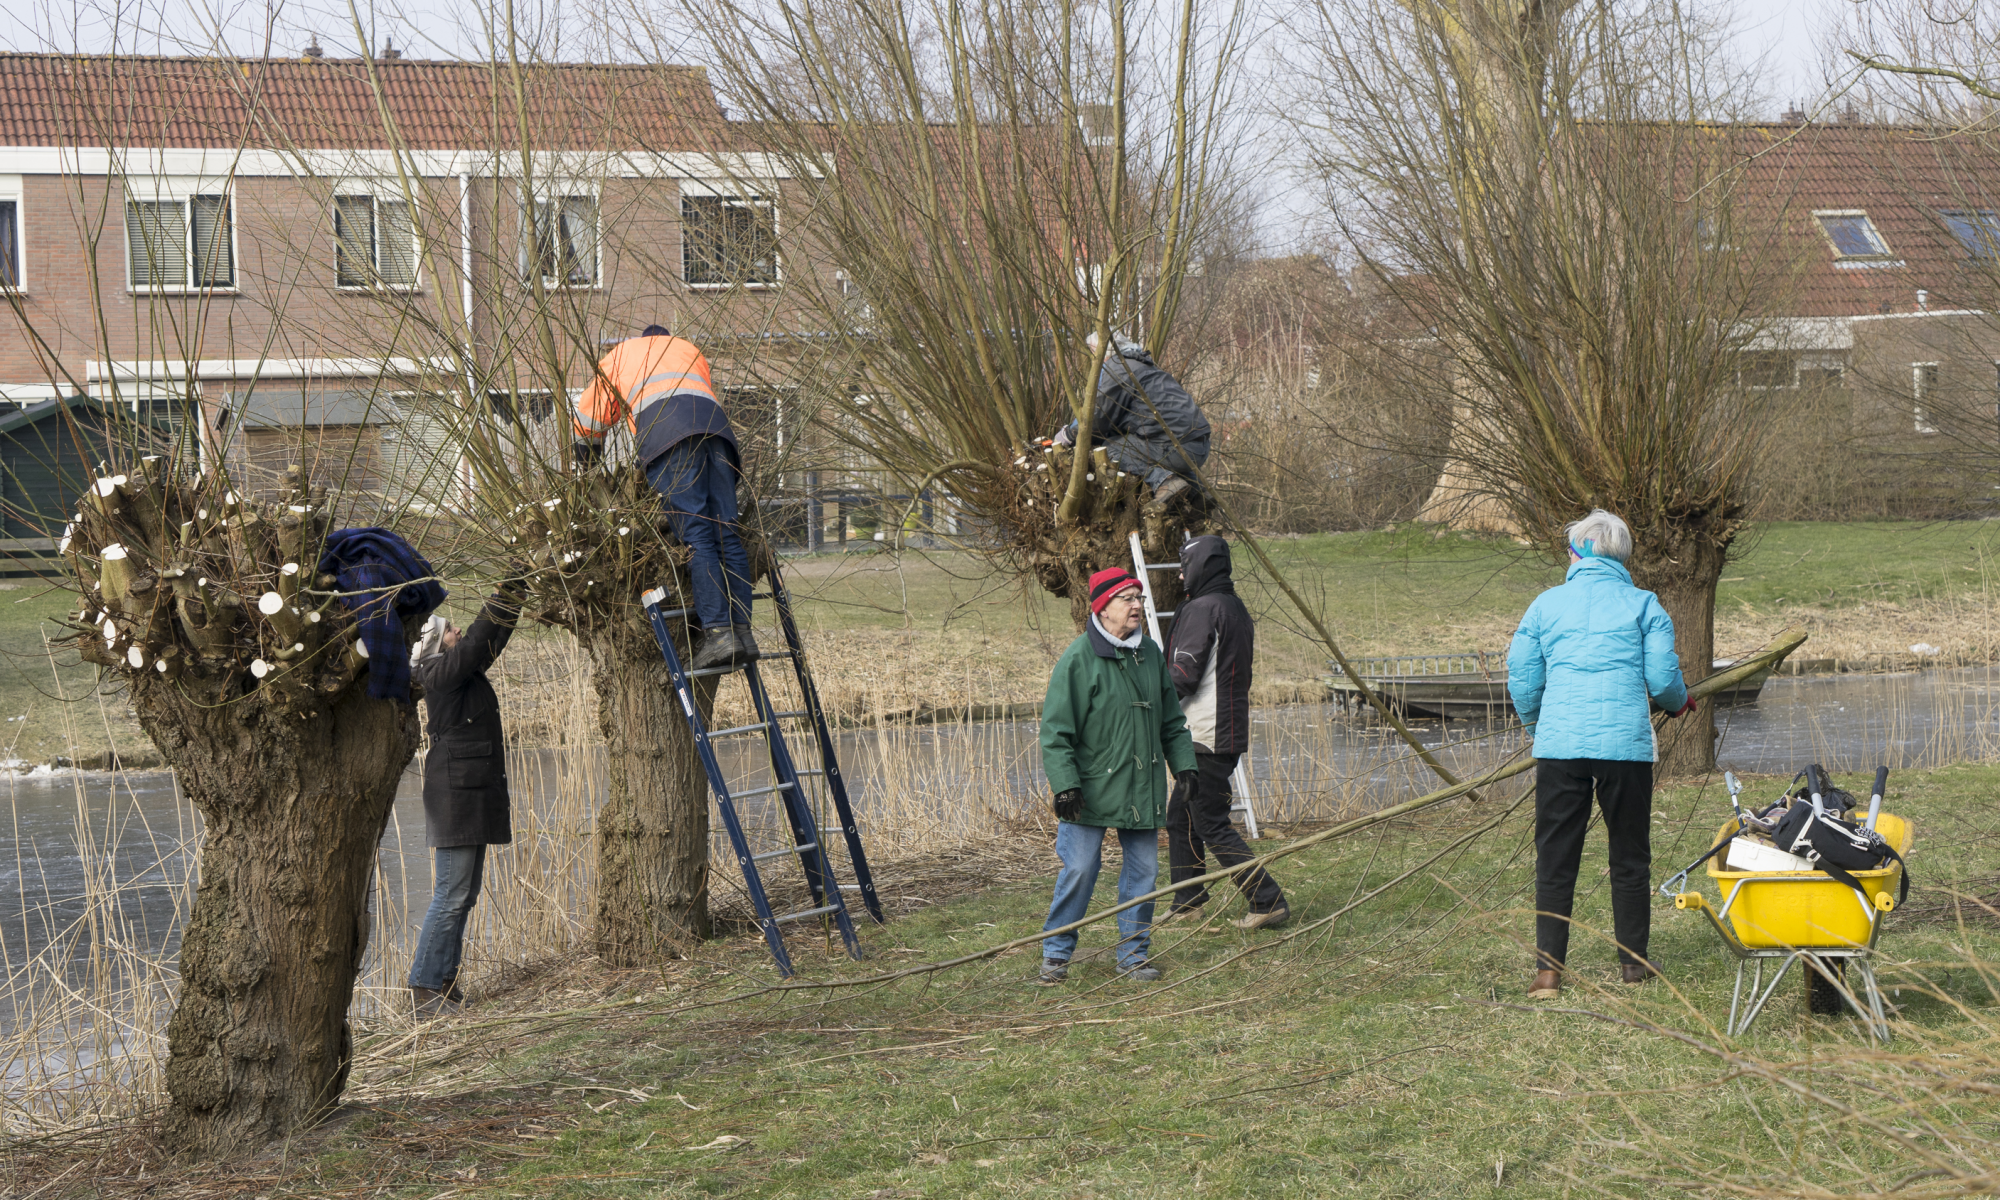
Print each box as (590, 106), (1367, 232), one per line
(60, 473), (383, 716)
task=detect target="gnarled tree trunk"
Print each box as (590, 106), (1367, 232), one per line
(1630, 532), (1726, 778)
(139, 679), (420, 1158)
(583, 617), (714, 964)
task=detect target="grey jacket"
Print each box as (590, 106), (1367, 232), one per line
(1090, 346), (1211, 446)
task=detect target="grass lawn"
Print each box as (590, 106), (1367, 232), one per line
(48, 761), (1995, 1198)
(782, 519), (2000, 709)
(4, 519), (1997, 767)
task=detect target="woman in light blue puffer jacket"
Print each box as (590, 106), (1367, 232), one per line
(1508, 510), (1694, 1000)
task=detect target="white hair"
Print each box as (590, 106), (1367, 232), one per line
(1565, 509), (1633, 562)
(410, 614), (449, 666)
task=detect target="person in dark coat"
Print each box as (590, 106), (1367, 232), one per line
(1163, 536), (1287, 928)
(1054, 332), (1211, 507)
(406, 585), (522, 1016)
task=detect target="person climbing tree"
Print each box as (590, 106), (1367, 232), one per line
(572, 324), (757, 670)
(1054, 331), (1212, 509)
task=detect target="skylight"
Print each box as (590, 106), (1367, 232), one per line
(1815, 211), (1892, 260)
(1941, 209), (2000, 258)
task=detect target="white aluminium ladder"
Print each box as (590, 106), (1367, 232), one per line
(1127, 531), (1261, 838)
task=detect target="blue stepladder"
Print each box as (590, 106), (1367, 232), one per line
(640, 568), (884, 977)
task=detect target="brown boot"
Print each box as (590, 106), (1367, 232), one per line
(411, 986), (461, 1018)
(1527, 968), (1561, 1000)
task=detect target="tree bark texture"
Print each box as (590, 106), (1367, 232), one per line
(584, 617), (715, 965)
(133, 678), (420, 1158)
(1629, 532), (1726, 778)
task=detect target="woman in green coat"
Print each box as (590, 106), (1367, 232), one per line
(1038, 568), (1198, 984)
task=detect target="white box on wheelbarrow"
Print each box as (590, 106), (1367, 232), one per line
(1727, 836), (1813, 873)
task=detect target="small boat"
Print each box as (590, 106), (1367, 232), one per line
(1326, 652), (1784, 720)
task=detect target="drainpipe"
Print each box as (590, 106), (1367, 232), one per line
(459, 170), (477, 501)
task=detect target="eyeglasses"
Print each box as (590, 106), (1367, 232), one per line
(1107, 590), (1143, 605)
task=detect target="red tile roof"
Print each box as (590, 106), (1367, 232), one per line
(0, 53), (726, 151)
(1711, 121), (2000, 318)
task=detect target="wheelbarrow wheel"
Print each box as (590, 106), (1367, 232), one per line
(1807, 959), (1847, 1015)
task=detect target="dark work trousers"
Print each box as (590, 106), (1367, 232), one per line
(1534, 757), (1654, 970)
(645, 435), (753, 633)
(1167, 751), (1284, 914)
(1102, 430), (1210, 491)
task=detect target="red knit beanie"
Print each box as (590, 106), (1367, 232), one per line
(1088, 567), (1141, 616)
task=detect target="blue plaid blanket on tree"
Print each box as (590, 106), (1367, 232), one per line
(317, 527), (448, 701)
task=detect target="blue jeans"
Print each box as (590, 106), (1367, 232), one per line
(408, 845), (486, 991)
(645, 436), (753, 632)
(1041, 823), (1159, 969)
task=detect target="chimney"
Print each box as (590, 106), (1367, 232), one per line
(381, 38), (402, 60)
(1781, 101), (1807, 123)
(302, 38), (324, 59)
(1839, 102), (1862, 125)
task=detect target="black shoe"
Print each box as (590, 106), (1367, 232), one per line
(692, 627), (744, 672)
(1037, 958), (1070, 985)
(1121, 963), (1164, 983)
(1621, 958), (1662, 984)
(731, 624), (762, 665)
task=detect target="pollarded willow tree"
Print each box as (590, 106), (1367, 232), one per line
(657, 0), (1251, 623)
(1299, 0), (1799, 774)
(2, 36), (803, 1153)
(247, 36), (810, 967)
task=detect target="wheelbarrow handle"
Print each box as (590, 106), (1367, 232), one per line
(1659, 829), (1737, 897)
(1865, 765), (1888, 831)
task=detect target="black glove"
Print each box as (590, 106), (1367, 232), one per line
(1172, 768), (1198, 796)
(571, 441), (603, 472)
(1052, 788), (1083, 822)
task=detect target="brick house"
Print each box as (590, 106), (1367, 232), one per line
(1724, 116), (2000, 514)
(0, 50), (818, 539)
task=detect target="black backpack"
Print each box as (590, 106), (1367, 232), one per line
(1769, 792), (1909, 906)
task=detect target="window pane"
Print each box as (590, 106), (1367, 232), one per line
(1941, 210), (2000, 259)
(127, 200), (186, 288)
(378, 199), (417, 287)
(190, 195), (233, 287)
(559, 197), (596, 285)
(0, 201), (17, 288)
(1819, 214), (1888, 258)
(683, 194), (777, 285)
(1738, 350), (1793, 388)
(335, 196), (374, 286)
(682, 195), (724, 285)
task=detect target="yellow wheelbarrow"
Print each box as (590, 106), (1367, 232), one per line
(1665, 806), (1913, 1043)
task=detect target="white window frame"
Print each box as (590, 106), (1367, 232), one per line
(1813, 209), (1900, 267)
(1914, 362), (1940, 435)
(332, 189), (422, 292)
(520, 185), (602, 291)
(680, 181), (781, 291)
(0, 175), (23, 292)
(124, 177), (237, 293)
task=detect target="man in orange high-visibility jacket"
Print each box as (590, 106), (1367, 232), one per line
(573, 324), (758, 671)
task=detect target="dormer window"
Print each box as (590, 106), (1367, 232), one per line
(1941, 209), (2000, 259)
(1815, 210), (1897, 265)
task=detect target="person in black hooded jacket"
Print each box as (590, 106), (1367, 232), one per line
(1163, 536), (1288, 928)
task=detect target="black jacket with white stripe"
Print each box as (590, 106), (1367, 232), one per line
(1165, 536), (1252, 756)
